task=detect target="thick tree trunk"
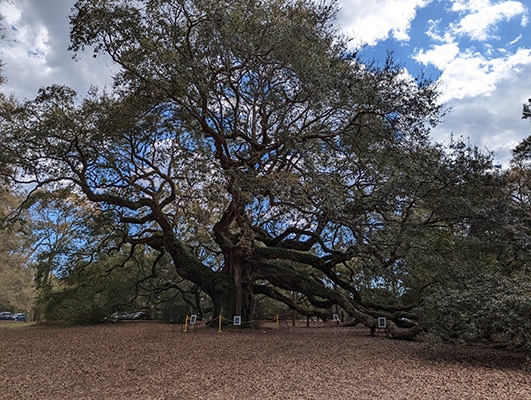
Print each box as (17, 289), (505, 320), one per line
(162, 234), (239, 322)
(212, 198), (257, 324)
(223, 247), (255, 323)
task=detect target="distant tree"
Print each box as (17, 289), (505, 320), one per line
(27, 190), (203, 323)
(0, 0), (500, 339)
(523, 98), (531, 121)
(416, 110), (531, 347)
(36, 245), (193, 324)
(0, 12), (36, 314)
(0, 189), (35, 314)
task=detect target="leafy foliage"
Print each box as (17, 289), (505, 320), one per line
(0, 0), (529, 346)
(0, 189), (35, 313)
(36, 245), (203, 324)
(523, 98), (531, 121)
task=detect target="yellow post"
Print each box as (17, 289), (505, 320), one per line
(184, 315), (189, 332)
(218, 315), (222, 333)
(276, 314), (279, 330)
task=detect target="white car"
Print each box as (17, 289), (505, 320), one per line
(0, 312), (14, 320)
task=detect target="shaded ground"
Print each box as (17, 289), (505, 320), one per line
(0, 321), (529, 399)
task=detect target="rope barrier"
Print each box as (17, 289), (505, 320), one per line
(181, 313), (351, 333)
(182, 314), (280, 332)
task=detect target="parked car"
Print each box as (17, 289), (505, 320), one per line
(105, 311), (147, 323)
(13, 313), (27, 322)
(0, 312), (14, 320)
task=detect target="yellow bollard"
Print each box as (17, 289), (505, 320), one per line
(218, 315), (222, 333)
(184, 315), (189, 332)
(276, 314), (279, 330)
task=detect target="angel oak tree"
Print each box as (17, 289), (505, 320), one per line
(0, 0), (495, 338)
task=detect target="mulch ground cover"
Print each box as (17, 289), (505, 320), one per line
(0, 320), (529, 399)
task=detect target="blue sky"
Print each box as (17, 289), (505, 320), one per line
(1, 0), (530, 166)
(338, 0), (531, 165)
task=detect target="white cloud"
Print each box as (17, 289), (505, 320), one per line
(450, 1), (526, 41)
(0, 0), (115, 100)
(412, 0), (531, 102)
(1, 4), (50, 56)
(428, 48), (531, 101)
(451, 0), (493, 12)
(414, 42), (461, 67)
(424, 1), (527, 43)
(1, 2), (52, 87)
(438, 52), (498, 100)
(432, 63), (531, 165)
(338, 0), (430, 46)
(337, 0), (530, 166)
(508, 34), (522, 46)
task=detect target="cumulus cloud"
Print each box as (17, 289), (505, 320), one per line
(412, 0), (531, 102)
(431, 63), (531, 165)
(414, 42), (461, 68)
(0, 0), (114, 100)
(450, 0), (526, 41)
(418, 47), (531, 101)
(338, 0), (430, 46)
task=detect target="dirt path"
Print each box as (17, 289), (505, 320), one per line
(0, 322), (529, 399)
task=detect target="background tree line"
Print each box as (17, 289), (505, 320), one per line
(0, 0), (529, 347)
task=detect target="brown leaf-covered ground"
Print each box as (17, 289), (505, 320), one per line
(0, 320), (529, 399)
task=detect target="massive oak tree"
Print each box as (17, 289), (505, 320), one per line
(0, 0), (495, 337)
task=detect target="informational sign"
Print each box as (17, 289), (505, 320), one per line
(377, 317), (387, 329)
(190, 315), (197, 325)
(233, 316), (241, 326)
